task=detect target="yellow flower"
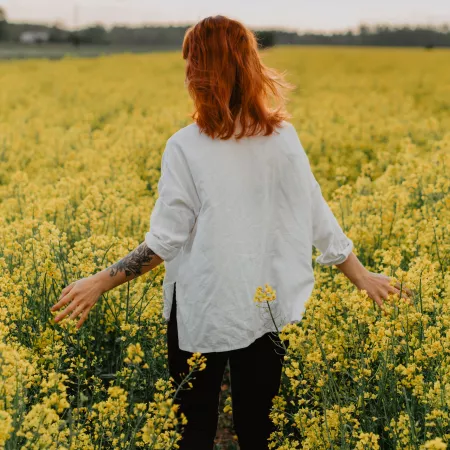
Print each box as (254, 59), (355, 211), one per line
(253, 283), (277, 303)
(0, 410), (13, 447)
(423, 437), (447, 450)
(124, 342), (145, 365)
(187, 352), (207, 371)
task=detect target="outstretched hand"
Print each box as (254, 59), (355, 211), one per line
(355, 271), (414, 313)
(50, 276), (104, 329)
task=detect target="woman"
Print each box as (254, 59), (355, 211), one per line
(51, 15), (413, 450)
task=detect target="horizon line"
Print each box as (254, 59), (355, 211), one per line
(6, 18), (450, 36)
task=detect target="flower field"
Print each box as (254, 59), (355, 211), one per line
(0, 46), (449, 449)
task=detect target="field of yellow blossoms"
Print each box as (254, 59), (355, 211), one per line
(0, 46), (449, 449)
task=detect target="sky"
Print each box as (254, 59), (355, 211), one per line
(0, 0), (449, 33)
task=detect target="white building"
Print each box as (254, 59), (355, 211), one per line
(19, 31), (50, 44)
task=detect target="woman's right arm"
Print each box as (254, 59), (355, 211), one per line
(293, 131), (414, 309)
(308, 173), (413, 309)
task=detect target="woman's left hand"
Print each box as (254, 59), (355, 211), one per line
(50, 276), (104, 329)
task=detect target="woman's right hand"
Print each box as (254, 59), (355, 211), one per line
(335, 253), (414, 313)
(354, 271), (414, 311)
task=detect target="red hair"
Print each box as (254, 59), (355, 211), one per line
(182, 15), (296, 140)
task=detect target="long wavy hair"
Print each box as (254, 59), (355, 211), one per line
(182, 15), (296, 140)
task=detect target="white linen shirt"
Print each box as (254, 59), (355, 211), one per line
(145, 120), (353, 353)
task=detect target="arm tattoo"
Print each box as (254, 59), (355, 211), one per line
(109, 242), (158, 278)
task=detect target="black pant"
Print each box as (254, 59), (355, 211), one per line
(167, 282), (288, 450)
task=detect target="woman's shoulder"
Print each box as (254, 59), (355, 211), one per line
(168, 122), (201, 145)
(280, 119), (293, 128)
(280, 120), (296, 132)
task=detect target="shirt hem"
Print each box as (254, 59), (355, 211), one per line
(177, 325), (290, 353)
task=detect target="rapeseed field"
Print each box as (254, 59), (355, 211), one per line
(0, 46), (449, 449)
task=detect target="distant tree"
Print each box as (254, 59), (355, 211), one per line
(78, 24), (109, 44)
(0, 7), (8, 41)
(49, 26), (68, 42)
(254, 30), (275, 49)
(358, 24), (371, 35)
(49, 21), (69, 42)
(68, 32), (81, 48)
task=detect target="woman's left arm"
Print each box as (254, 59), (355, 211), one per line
(51, 136), (200, 330)
(50, 242), (163, 328)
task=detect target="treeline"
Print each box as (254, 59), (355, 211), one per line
(275, 25), (450, 48)
(1, 8), (450, 48)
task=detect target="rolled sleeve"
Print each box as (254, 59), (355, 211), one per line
(145, 137), (200, 262)
(310, 171), (354, 267)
